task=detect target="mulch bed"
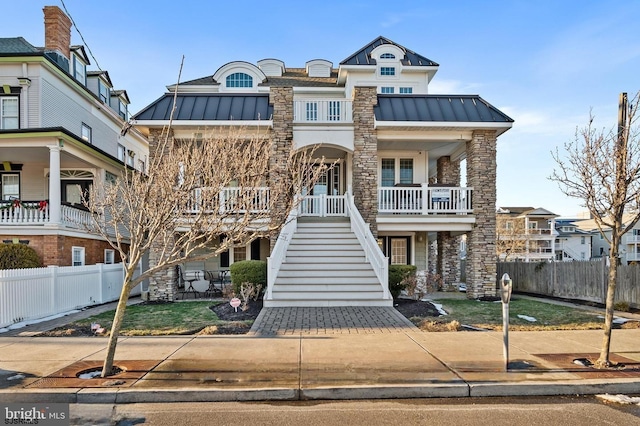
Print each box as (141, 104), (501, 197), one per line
(393, 298), (441, 318)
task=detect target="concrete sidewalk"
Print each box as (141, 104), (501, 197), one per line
(1, 326), (639, 403)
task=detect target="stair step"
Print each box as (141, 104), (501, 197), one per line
(285, 256), (367, 263)
(275, 276), (380, 285)
(272, 284), (381, 292)
(290, 235), (360, 243)
(270, 291), (384, 300)
(279, 263), (374, 271)
(263, 299), (393, 307)
(277, 269), (377, 278)
(297, 222), (350, 229)
(288, 244), (363, 252)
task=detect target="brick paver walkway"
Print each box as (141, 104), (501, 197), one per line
(249, 306), (418, 335)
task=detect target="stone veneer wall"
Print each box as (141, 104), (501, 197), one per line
(465, 130), (498, 298)
(147, 127), (178, 301)
(436, 156), (462, 290)
(352, 87), (379, 236)
(268, 87), (294, 250)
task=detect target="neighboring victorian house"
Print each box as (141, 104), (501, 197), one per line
(554, 218), (591, 261)
(0, 6), (148, 266)
(133, 36), (513, 304)
(575, 213), (640, 264)
(496, 207), (557, 262)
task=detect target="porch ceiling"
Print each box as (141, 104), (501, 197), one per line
(377, 214), (475, 233)
(0, 147), (95, 168)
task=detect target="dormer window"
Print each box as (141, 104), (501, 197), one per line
(98, 80), (110, 103)
(119, 101), (127, 120)
(380, 53), (395, 59)
(72, 55), (86, 85)
(380, 67), (395, 76)
(226, 72), (253, 88)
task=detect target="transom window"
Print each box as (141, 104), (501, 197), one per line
(380, 67), (395, 76)
(1, 96), (19, 129)
(381, 87), (394, 94)
(399, 87), (413, 94)
(380, 53), (395, 59)
(226, 72), (253, 88)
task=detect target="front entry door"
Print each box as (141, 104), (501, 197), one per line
(311, 164), (340, 196)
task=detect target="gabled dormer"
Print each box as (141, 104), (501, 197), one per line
(337, 36), (439, 96)
(110, 90), (129, 120)
(87, 70), (112, 104)
(70, 45), (90, 86)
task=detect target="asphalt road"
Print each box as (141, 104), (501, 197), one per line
(70, 396), (640, 426)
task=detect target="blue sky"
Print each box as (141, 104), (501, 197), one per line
(5, 1), (640, 217)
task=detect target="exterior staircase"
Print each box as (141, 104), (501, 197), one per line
(264, 217), (392, 307)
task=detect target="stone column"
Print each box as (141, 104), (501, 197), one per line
(146, 127), (178, 301)
(465, 130), (498, 298)
(269, 87), (294, 250)
(436, 156), (461, 290)
(352, 87), (379, 236)
(47, 144), (62, 225)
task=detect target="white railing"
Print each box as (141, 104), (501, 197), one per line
(293, 100), (353, 123)
(266, 209), (298, 300)
(346, 190), (391, 301)
(188, 187), (270, 214)
(626, 252), (640, 262)
(378, 185), (473, 214)
(624, 234), (640, 244)
(298, 194), (347, 217)
(0, 262), (141, 329)
(0, 201), (49, 224)
(61, 204), (94, 228)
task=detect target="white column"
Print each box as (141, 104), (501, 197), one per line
(48, 144), (62, 225)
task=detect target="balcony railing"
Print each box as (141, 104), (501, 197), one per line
(624, 234), (640, 244)
(187, 187), (270, 214)
(378, 185), (473, 215)
(293, 100), (353, 123)
(0, 200), (93, 230)
(298, 194), (347, 217)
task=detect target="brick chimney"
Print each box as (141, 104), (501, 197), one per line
(43, 6), (72, 59)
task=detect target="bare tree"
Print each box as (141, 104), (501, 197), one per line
(550, 92), (640, 368)
(496, 213), (530, 261)
(84, 125), (326, 377)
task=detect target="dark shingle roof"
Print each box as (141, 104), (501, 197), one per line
(340, 36), (438, 67)
(0, 37), (40, 53)
(260, 68), (339, 87)
(134, 94), (273, 121)
(374, 95), (513, 123)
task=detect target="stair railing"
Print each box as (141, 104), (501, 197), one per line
(266, 207), (298, 300)
(345, 189), (391, 301)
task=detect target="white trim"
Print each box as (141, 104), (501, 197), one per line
(375, 120), (513, 130)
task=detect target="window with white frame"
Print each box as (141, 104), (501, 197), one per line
(1, 174), (19, 200)
(73, 55), (86, 84)
(504, 221), (513, 230)
(399, 87), (413, 94)
(226, 72), (253, 88)
(390, 238), (407, 265)
(0, 96), (19, 129)
(399, 159), (413, 184)
(81, 123), (92, 142)
(380, 67), (395, 76)
(117, 144), (126, 162)
(305, 102), (318, 121)
(381, 87), (394, 94)
(381, 159), (395, 187)
(72, 246), (85, 266)
(234, 245), (247, 262)
(138, 159), (146, 173)
(98, 80), (110, 103)
(328, 101), (341, 121)
(581, 236), (586, 244)
(127, 150), (135, 167)
(104, 249), (115, 264)
(119, 101), (127, 120)
(380, 53), (395, 59)
(380, 158), (414, 186)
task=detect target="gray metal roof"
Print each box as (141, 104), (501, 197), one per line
(134, 94), (273, 121)
(0, 37), (40, 53)
(374, 95), (513, 123)
(340, 36), (438, 67)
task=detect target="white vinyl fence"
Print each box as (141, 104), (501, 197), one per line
(0, 263), (142, 328)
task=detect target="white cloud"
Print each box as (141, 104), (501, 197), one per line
(429, 79), (482, 94)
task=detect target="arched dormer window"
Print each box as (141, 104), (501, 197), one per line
(226, 72), (253, 88)
(380, 53), (395, 59)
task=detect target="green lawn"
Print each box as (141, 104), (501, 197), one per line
(417, 297), (606, 331)
(70, 301), (241, 336)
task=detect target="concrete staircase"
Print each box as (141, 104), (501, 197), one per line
(264, 217), (392, 307)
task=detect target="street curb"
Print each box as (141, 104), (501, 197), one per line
(469, 379), (640, 397)
(300, 384), (469, 400)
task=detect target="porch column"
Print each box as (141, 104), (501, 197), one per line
(47, 143), (62, 225)
(269, 87), (294, 251)
(436, 156), (461, 290)
(465, 130), (498, 298)
(146, 128), (178, 301)
(352, 86), (378, 236)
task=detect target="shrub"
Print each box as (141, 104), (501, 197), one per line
(388, 264), (417, 299)
(613, 301), (630, 312)
(0, 243), (42, 269)
(229, 260), (267, 294)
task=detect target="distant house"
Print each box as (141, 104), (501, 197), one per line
(133, 36), (513, 303)
(554, 218), (591, 261)
(496, 207), (558, 262)
(0, 6), (148, 266)
(575, 214), (640, 264)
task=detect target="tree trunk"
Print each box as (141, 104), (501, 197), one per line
(596, 250), (618, 368)
(101, 277), (134, 377)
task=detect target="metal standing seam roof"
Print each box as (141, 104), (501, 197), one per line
(133, 94), (273, 121)
(340, 36), (438, 67)
(374, 95), (513, 123)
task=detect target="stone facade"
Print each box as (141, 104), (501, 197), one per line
(268, 87), (294, 250)
(147, 127), (178, 301)
(465, 130), (498, 298)
(435, 156), (462, 290)
(352, 87), (379, 236)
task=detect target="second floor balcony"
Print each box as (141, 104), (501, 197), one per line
(293, 100), (353, 123)
(378, 185), (473, 215)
